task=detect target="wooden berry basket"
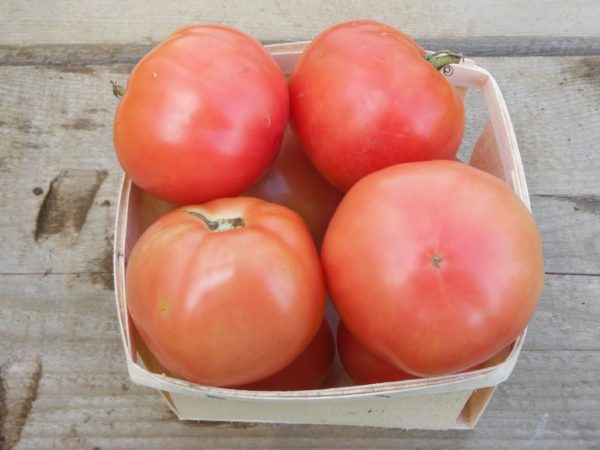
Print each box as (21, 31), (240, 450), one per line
(113, 42), (531, 430)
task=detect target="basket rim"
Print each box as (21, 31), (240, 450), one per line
(113, 44), (530, 401)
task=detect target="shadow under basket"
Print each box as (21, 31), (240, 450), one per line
(113, 42), (532, 430)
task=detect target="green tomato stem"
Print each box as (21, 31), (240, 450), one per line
(111, 80), (125, 98)
(424, 50), (463, 71)
(187, 210), (245, 232)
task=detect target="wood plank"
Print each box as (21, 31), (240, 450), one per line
(1, 272), (599, 448)
(1, 47), (599, 447)
(3, 35), (600, 68)
(2, 2), (598, 447)
(523, 274), (600, 351)
(1, 56), (597, 199)
(11, 350), (600, 449)
(3, 272), (599, 350)
(2, 186), (598, 278)
(533, 195), (600, 276)
(1, 272), (597, 352)
(1, 58), (597, 199)
(0, 63), (124, 285)
(456, 56), (600, 198)
(1, 0), (600, 56)
(0, 275), (600, 448)
(1, 57), (599, 276)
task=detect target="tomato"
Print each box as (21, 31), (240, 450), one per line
(132, 326), (171, 376)
(137, 126), (344, 246)
(244, 128), (343, 248)
(237, 320), (335, 391)
(133, 320), (334, 391)
(126, 197), (326, 386)
(337, 321), (416, 384)
(114, 24), (288, 204)
(289, 20), (465, 191)
(322, 161), (544, 376)
(337, 321), (487, 384)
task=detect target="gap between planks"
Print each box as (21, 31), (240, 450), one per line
(1, 36), (600, 67)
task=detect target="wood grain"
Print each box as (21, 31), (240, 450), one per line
(2, 272), (598, 353)
(10, 349), (600, 449)
(0, 357), (42, 450)
(2, 274), (598, 447)
(533, 195), (600, 276)
(4, 35), (600, 68)
(456, 56), (600, 198)
(1, 58), (599, 276)
(1, 2), (600, 447)
(1, 0), (599, 53)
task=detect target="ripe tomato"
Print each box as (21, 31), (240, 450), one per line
(136, 128), (343, 247)
(114, 24), (288, 204)
(289, 20), (465, 191)
(133, 320), (334, 391)
(322, 161), (544, 376)
(237, 320), (335, 391)
(337, 321), (487, 384)
(126, 197), (326, 387)
(337, 321), (416, 384)
(244, 128), (343, 248)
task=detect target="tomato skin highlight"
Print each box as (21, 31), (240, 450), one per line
(289, 20), (465, 191)
(126, 197), (326, 387)
(322, 160), (544, 376)
(114, 24), (289, 204)
(237, 320), (335, 391)
(244, 128), (343, 248)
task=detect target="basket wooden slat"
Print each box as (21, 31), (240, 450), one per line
(113, 42), (530, 429)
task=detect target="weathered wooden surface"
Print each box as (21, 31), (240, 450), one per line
(2, 0), (600, 57)
(1, 2), (600, 449)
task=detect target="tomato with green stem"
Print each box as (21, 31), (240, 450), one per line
(289, 20), (465, 191)
(127, 197), (326, 387)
